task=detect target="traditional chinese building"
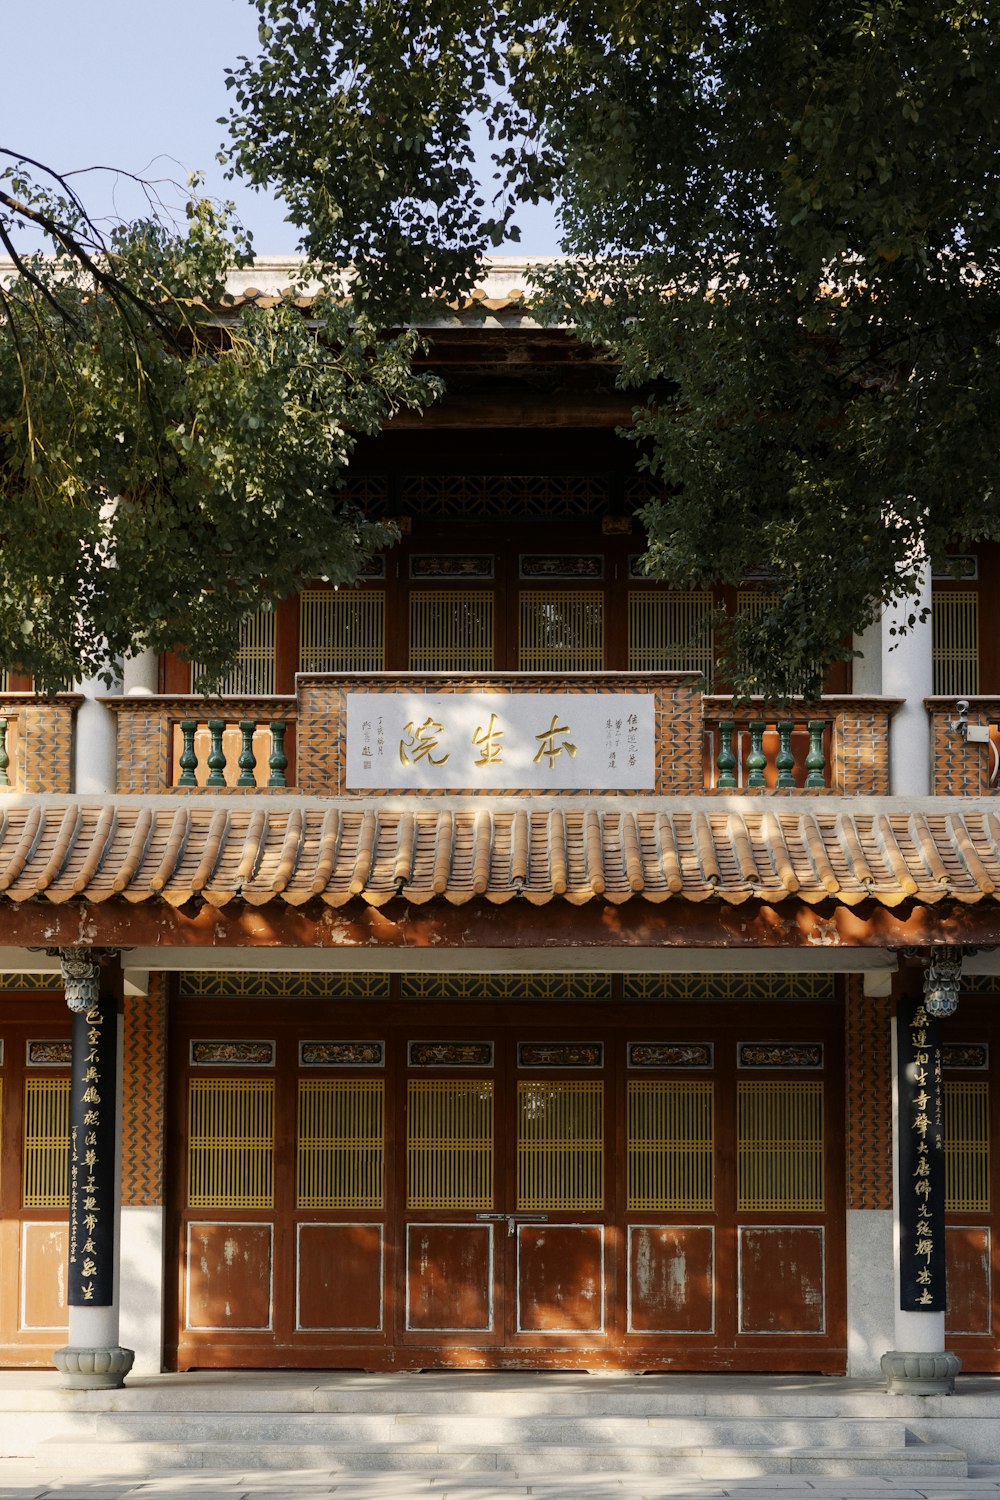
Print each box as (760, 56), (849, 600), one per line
(1, 257), (1000, 1396)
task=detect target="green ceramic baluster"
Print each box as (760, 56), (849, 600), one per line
(806, 719), (826, 788)
(747, 720), (766, 788)
(178, 720), (198, 787)
(237, 720), (258, 787)
(268, 720), (288, 787)
(716, 718), (737, 789)
(776, 721), (795, 789)
(206, 718), (227, 787)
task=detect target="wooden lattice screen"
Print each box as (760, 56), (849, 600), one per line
(628, 1080), (714, 1211)
(407, 1080), (494, 1209)
(628, 590), (714, 688)
(23, 1078), (69, 1208)
(517, 1080), (604, 1210)
(409, 591), (495, 672)
(933, 590), (979, 696)
(194, 606), (276, 695)
(298, 1079), (384, 1209)
(300, 589), (386, 673)
(519, 591), (604, 672)
(188, 1078), (275, 1209)
(737, 1081), (824, 1212)
(944, 1081), (990, 1213)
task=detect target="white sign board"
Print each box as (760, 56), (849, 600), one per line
(345, 692), (656, 790)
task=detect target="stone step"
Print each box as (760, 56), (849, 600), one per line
(0, 1371), (989, 1420)
(43, 1411), (907, 1449)
(36, 1436), (968, 1478)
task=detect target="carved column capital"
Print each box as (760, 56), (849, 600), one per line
(44, 946), (120, 1013)
(924, 944), (963, 1018)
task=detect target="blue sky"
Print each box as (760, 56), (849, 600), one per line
(3, 0), (558, 257)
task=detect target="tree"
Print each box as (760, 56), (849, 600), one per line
(0, 153), (438, 694)
(226, 2), (1000, 695)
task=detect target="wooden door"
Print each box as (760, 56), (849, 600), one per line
(399, 1033), (615, 1360)
(0, 1002), (71, 1365)
(943, 996), (1000, 1369)
(168, 994), (845, 1371)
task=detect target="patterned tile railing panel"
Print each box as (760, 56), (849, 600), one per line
(121, 975), (168, 1207)
(0, 694), (82, 794)
(928, 697), (1000, 795)
(845, 975), (893, 1211)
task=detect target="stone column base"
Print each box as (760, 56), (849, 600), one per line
(52, 1345), (135, 1390)
(881, 1349), (961, 1395)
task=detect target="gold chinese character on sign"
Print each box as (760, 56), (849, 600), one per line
(472, 712), (504, 766)
(399, 718), (450, 767)
(533, 715), (577, 769)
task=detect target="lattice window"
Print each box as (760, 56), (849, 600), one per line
(628, 1081), (714, 1211)
(629, 590), (714, 687)
(519, 590), (604, 672)
(188, 1078), (274, 1209)
(193, 606), (276, 695)
(933, 590), (979, 696)
(945, 1081), (990, 1212)
(625, 974), (836, 1003)
(298, 1079), (383, 1209)
(409, 590), (494, 672)
(407, 1079), (493, 1208)
(518, 1080), (604, 1210)
(23, 1078), (69, 1208)
(737, 1081), (824, 1211)
(400, 475), (611, 519)
(180, 972), (392, 1000)
(401, 973), (614, 1002)
(300, 588), (385, 673)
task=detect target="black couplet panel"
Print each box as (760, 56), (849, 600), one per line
(68, 1001), (117, 1307)
(896, 996), (946, 1312)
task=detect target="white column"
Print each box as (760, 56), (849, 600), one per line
(121, 649), (158, 697)
(118, 1208), (165, 1374)
(72, 674), (118, 794)
(847, 1209), (894, 1375)
(851, 619), (883, 696)
(881, 563), (933, 795)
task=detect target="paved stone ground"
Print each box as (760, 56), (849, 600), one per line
(5, 1468), (1000, 1500)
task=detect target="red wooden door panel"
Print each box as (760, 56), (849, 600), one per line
(628, 1224), (715, 1335)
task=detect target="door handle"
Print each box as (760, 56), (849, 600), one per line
(507, 1213), (549, 1236)
(473, 1211), (550, 1235)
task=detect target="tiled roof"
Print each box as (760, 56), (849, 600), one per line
(223, 286), (534, 317)
(0, 797), (996, 911)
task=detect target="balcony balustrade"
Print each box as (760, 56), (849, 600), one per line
(98, 681), (901, 798)
(702, 696), (899, 796)
(0, 681), (917, 798)
(104, 697), (297, 794)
